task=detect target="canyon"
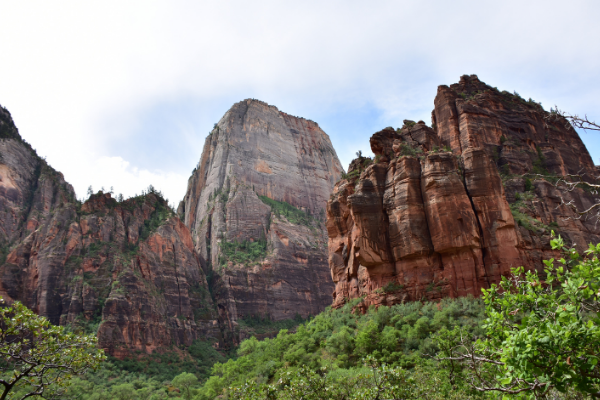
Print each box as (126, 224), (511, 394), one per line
(327, 75), (600, 309)
(0, 74), (597, 357)
(0, 99), (343, 356)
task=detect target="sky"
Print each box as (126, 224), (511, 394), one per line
(1, 1), (599, 207)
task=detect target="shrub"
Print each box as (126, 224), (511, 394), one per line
(258, 196), (318, 227)
(219, 238), (268, 267)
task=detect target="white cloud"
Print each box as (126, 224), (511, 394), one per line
(1, 0), (599, 201)
(67, 154), (187, 208)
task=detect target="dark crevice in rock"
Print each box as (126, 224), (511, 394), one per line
(18, 160), (42, 239)
(172, 243), (182, 318)
(458, 156), (490, 287)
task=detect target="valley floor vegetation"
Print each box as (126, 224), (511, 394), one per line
(7, 234), (598, 399)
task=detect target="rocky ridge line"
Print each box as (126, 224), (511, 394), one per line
(327, 75), (600, 309)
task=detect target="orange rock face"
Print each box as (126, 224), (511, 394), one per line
(0, 189), (219, 358)
(328, 75), (600, 308)
(0, 106), (220, 357)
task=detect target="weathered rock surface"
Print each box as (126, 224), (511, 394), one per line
(0, 99), (342, 356)
(328, 75), (600, 308)
(0, 106), (219, 357)
(180, 99), (343, 336)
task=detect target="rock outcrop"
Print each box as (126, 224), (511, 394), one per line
(180, 99), (343, 336)
(327, 75), (600, 308)
(0, 106), (219, 357)
(0, 99), (343, 356)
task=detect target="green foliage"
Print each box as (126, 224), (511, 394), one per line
(237, 313), (306, 335)
(361, 157), (373, 168)
(397, 143), (423, 158)
(0, 298), (105, 399)
(510, 193), (555, 235)
(436, 235), (600, 398)
(340, 156), (375, 183)
(0, 243), (9, 266)
(86, 241), (104, 257)
(111, 383), (137, 400)
(0, 106), (23, 140)
(196, 297), (486, 398)
(139, 199), (172, 241)
(341, 169), (361, 181)
(62, 342), (225, 399)
(66, 313), (102, 336)
(458, 90), (485, 102)
(524, 177), (534, 192)
(172, 372), (199, 400)
(219, 238), (267, 267)
(532, 146), (549, 175)
(258, 196), (318, 227)
(107, 342), (226, 383)
(227, 358), (482, 400)
(382, 281), (404, 292)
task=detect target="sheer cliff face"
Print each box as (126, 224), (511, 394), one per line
(180, 99), (343, 325)
(0, 106), (219, 358)
(327, 75), (600, 308)
(0, 99), (341, 357)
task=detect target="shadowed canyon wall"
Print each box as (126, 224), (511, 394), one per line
(327, 75), (600, 309)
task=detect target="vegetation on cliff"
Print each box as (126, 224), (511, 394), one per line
(12, 231), (600, 399)
(258, 195), (321, 227)
(218, 238), (268, 267)
(189, 235), (599, 399)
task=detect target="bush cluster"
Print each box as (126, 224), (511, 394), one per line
(196, 297), (486, 398)
(219, 238), (268, 267)
(62, 340), (228, 399)
(258, 196), (318, 227)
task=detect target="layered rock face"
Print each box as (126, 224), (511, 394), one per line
(180, 99), (343, 331)
(0, 99), (342, 356)
(0, 106), (219, 357)
(327, 75), (600, 308)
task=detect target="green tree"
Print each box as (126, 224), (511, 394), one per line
(172, 372), (198, 400)
(436, 234), (600, 398)
(110, 383), (137, 400)
(0, 298), (105, 400)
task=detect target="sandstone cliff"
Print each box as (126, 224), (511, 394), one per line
(327, 75), (600, 308)
(0, 98), (343, 356)
(0, 106), (219, 357)
(180, 99), (343, 337)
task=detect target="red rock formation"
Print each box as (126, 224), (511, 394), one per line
(0, 107), (219, 357)
(0, 99), (342, 356)
(0, 190), (219, 357)
(180, 99), (343, 338)
(328, 76), (600, 308)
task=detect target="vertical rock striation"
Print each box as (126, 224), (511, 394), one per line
(180, 99), (343, 337)
(0, 98), (343, 355)
(0, 105), (219, 358)
(328, 75), (600, 308)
